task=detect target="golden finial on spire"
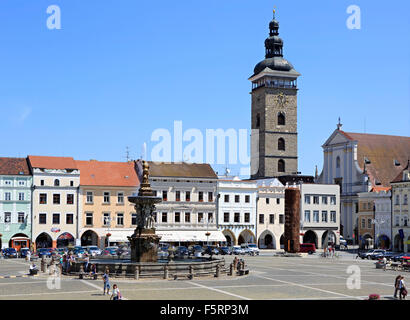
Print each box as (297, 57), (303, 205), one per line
(273, 6), (276, 18)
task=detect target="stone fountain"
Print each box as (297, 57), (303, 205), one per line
(127, 161), (162, 262)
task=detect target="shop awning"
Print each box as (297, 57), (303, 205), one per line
(156, 230), (226, 242)
(105, 230), (134, 242)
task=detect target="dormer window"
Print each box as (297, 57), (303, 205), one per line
(54, 179), (60, 186)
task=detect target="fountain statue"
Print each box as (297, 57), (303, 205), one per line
(127, 161), (162, 262)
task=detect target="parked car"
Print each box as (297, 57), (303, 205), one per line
(369, 250), (386, 260)
(339, 236), (348, 249)
(358, 249), (384, 260)
(176, 246), (189, 256)
(86, 246), (102, 257)
(392, 252), (410, 262)
(203, 246), (219, 256)
(37, 248), (53, 258)
(232, 246), (245, 255)
(188, 245), (204, 256)
(299, 243), (316, 254)
(103, 246), (118, 256)
(73, 247), (86, 258)
(219, 247), (232, 255)
(19, 248), (31, 258)
(2, 248), (18, 258)
(241, 243), (260, 256)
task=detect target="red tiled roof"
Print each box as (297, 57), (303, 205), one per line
(28, 155), (77, 170)
(391, 160), (410, 183)
(75, 160), (139, 187)
(370, 186), (391, 193)
(344, 132), (410, 187)
(0, 158), (31, 175)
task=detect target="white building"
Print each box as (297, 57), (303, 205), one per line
(148, 161), (225, 245)
(298, 183), (340, 249)
(255, 178), (285, 250)
(373, 189), (392, 249)
(216, 176), (258, 246)
(28, 156), (80, 249)
(317, 122), (410, 242)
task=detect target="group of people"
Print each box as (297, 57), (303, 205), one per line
(394, 275), (407, 300)
(102, 268), (122, 300)
(323, 243), (336, 257)
(61, 253), (76, 273)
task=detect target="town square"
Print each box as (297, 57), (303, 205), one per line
(0, 0), (409, 305)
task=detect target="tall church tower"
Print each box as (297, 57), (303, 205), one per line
(250, 12), (300, 179)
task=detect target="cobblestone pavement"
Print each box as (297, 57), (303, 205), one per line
(0, 254), (403, 300)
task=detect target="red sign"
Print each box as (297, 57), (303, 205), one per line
(300, 233), (305, 236)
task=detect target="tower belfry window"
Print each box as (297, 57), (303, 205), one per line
(278, 112), (285, 125)
(278, 138), (285, 151)
(256, 113), (260, 128)
(278, 159), (285, 172)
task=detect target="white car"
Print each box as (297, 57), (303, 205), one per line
(86, 246), (102, 257)
(232, 246), (245, 255)
(339, 236), (347, 247)
(241, 243), (260, 256)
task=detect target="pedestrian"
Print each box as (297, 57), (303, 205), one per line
(84, 253), (89, 272)
(399, 276), (407, 300)
(103, 268), (111, 295)
(110, 284), (122, 300)
(382, 256), (387, 271)
(26, 250), (31, 262)
(394, 275), (401, 299)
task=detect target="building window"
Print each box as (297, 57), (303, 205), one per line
(395, 195), (400, 205)
(4, 180), (11, 185)
(234, 212), (240, 223)
(5, 192), (11, 201)
(279, 214), (284, 224)
(276, 198), (280, 204)
(4, 212), (11, 223)
(313, 211), (319, 222)
(336, 156), (340, 168)
(330, 196), (336, 205)
(39, 213), (46, 224)
(244, 212), (250, 223)
(404, 195), (408, 205)
(269, 214), (275, 224)
(278, 138), (285, 151)
(278, 112), (285, 125)
(18, 192), (25, 201)
(198, 191), (204, 202)
(208, 212), (213, 222)
(304, 210), (311, 222)
(245, 195), (250, 203)
(367, 219), (372, 229)
(54, 179), (60, 186)
(131, 213), (137, 225)
(162, 191), (167, 201)
(40, 180), (44, 186)
(330, 211), (336, 223)
(259, 214), (264, 224)
(153, 190), (157, 197)
(224, 212), (230, 223)
(103, 192), (110, 203)
(313, 196), (319, 204)
(256, 113), (260, 128)
(117, 192), (124, 204)
(208, 192), (213, 202)
(70, 181), (74, 187)
(52, 213), (60, 224)
(198, 212), (203, 223)
(185, 212), (190, 223)
(39, 193), (47, 204)
(86, 192), (93, 203)
(175, 212), (181, 223)
(18, 212), (25, 223)
(67, 194), (74, 205)
(18, 181), (25, 186)
(185, 191), (190, 202)
(404, 216), (408, 227)
(361, 218), (365, 228)
(162, 212), (167, 223)
(103, 213), (110, 226)
(85, 213), (93, 226)
(224, 194), (229, 203)
(117, 213), (124, 226)
(278, 159), (285, 172)
(304, 195), (310, 204)
(53, 194), (60, 205)
(66, 213), (74, 224)
(322, 211), (328, 222)
(266, 198), (270, 204)
(322, 196), (328, 205)
(175, 191), (180, 202)
(235, 195), (240, 203)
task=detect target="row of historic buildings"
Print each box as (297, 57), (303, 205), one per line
(0, 155), (341, 251)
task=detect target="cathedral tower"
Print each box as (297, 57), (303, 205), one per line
(250, 12), (300, 179)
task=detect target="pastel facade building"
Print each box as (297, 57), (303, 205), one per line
(76, 160), (139, 247)
(28, 156), (80, 249)
(0, 158), (32, 250)
(216, 177), (258, 246)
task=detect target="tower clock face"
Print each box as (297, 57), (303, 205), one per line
(276, 92), (288, 108)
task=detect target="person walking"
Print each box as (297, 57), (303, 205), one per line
(102, 268), (111, 295)
(399, 276), (407, 300)
(394, 275), (401, 299)
(26, 250), (31, 262)
(110, 284), (122, 300)
(84, 253), (89, 272)
(382, 256), (387, 271)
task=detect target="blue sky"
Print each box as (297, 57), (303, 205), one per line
(1, 0), (409, 177)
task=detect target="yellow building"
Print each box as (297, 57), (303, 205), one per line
(76, 160), (139, 248)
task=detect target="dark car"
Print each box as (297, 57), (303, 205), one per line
(203, 246), (219, 256)
(369, 250), (386, 260)
(392, 252), (410, 262)
(37, 248), (52, 258)
(380, 251), (397, 260)
(219, 247), (232, 255)
(19, 248), (31, 258)
(189, 245), (204, 256)
(3, 248), (18, 258)
(176, 246), (189, 256)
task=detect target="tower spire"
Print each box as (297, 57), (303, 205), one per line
(337, 117), (342, 130)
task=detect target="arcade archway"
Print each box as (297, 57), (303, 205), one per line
(35, 233), (52, 249)
(376, 235), (390, 249)
(81, 230), (99, 247)
(303, 230), (318, 248)
(57, 232), (75, 248)
(238, 229), (256, 245)
(258, 230), (276, 249)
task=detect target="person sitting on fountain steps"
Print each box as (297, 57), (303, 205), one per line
(103, 268), (111, 295)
